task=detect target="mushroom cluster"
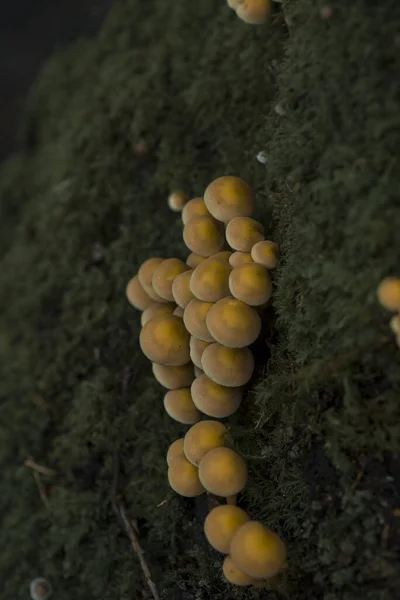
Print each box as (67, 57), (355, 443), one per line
(377, 276), (400, 348)
(125, 176), (285, 586)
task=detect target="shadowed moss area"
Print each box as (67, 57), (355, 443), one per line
(0, 1), (399, 599)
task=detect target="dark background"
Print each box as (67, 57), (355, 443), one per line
(0, 0), (112, 161)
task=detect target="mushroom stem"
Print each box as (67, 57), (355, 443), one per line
(226, 495), (237, 505)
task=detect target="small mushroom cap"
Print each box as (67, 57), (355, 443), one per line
(389, 314), (400, 335)
(168, 190), (188, 212)
(186, 252), (206, 268)
(183, 215), (225, 257)
(226, 217), (264, 253)
(140, 314), (190, 366)
(251, 240), (279, 269)
(235, 0), (273, 25)
(229, 263), (272, 307)
(152, 258), (189, 302)
(204, 176), (255, 224)
(164, 388), (203, 424)
(377, 277), (400, 312)
(229, 252), (253, 268)
(230, 521), (287, 579)
(206, 297), (262, 348)
(190, 336), (211, 369)
(190, 257), (232, 302)
(183, 299), (215, 342)
(205, 505), (250, 553)
(213, 250), (233, 262)
(201, 343), (254, 387)
(152, 362), (195, 389)
(191, 374), (242, 418)
(141, 302), (176, 326)
(172, 269), (195, 308)
(30, 578), (53, 600)
(166, 438), (185, 466)
(168, 455), (205, 497)
(222, 556), (257, 586)
(184, 420), (228, 466)
(194, 366), (204, 378)
(173, 306), (184, 318)
(182, 197), (210, 225)
(226, 0), (240, 8)
(126, 275), (154, 311)
(138, 257), (166, 302)
(199, 447), (247, 496)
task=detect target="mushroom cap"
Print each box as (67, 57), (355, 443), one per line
(141, 302), (176, 326)
(183, 215), (225, 257)
(152, 258), (189, 302)
(191, 374), (242, 418)
(168, 455), (205, 497)
(184, 420), (228, 467)
(230, 521), (287, 579)
(213, 250), (233, 262)
(182, 197), (210, 225)
(166, 438), (185, 466)
(204, 176), (255, 224)
(226, 0), (240, 9)
(152, 362), (195, 389)
(377, 277), (400, 312)
(189, 336), (211, 369)
(389, 314), (400, 335)
(138, 257), (166, 302)
(251, 240), (279, 269)
(164, 388), (203, 424)
(168, 190), (188, 212)
(222, 556), (257, 586)
(190, 257), (232, 302)
(183, 299), (215, 342)
(229, 263), (272, 307)
(139, 314), (190, 365)
(172, 269), (196, 308)
(206, 297), (261, 348)
(126, 275), (154, 311)
(186, 252), (206, 268)
(226, 217), (264, 253)
(173, 306), (184, 318)
(199, 447), (247, 496)
(29, 578), (53, 600)
(229, 252), (254, 268)
(201, 343), (254, 387)
(205, 505), (250, 553)
(235, 0), (273, 25)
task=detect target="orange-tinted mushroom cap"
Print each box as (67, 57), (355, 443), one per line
(166, 438), (185, 466)
(206, 297), (261, 348)
(164, 388), (203, 424)
(190, 336), (210, 369)
(205, 505), (250, 553)
(230, 521), (287, 579)
(186, 252), (206, 268)
(377, 277), (400, 312)
(152, 258), (189, 302)
(204, 176), (255, 224)
(222, 556), (257, 586)
(191, 374), (242, 418)
(251, 240), (279, 269)
(183, 299), (215, 342)
(199, 447), (247, 497)
(168, 191), (188, 212)
(183, 215), (225, 257)
(190, 257), (232, 302)
(226, 217), (264, 253)
(213, 250), (233, 262)
(168, 455), (205, 497)
(126, 275), (154, 311)
(184, 420), (228, 466)
(152, 362), (195, 389)
(140, 314), (190, 365)
(172, 269), (195, 308)
(229, 252), (253, 268)
(138, 257), (166, 302)
(235, 0), (273, 25)
(201, 343), (254, 387)
(141, 302), (176, 326)
(229, 263), (272, 306)
(182, 197), (210, 225)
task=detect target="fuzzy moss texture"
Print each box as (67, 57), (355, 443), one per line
(0, 1), (399, 599)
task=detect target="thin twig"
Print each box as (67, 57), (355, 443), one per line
(32, 471), (50, 509)
(24, 458), (57, 476)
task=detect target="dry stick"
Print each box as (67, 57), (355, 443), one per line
(32, 471), (50, 509)
(24, 458), (57, 476)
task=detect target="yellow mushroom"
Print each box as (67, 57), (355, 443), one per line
(173, 306), (184, 318)
(229, 263), (272, 307)
(230, 521), (287, 579)
(251, 240), (279, 269)
(235, 0), (273, 25)
(199, 447), (247, 496)
(152, 258), (189, 302)
(141, 302), (176, 326)
(226, 217), (264, 252)
(377, 277), (400, 312)
(191, 374), (242, 418)
(190, 257), (232, 302)
(183, 215), (224, 257)
(204, 176), (255, 224)
(184, 420), (228, 466)
(213, 250), (233, 262)
(389, 314), (400, 335)
(229, 252), (253, 268)
(172, 269), (195, 308)
(206, 297), (261, 348)
(152, 362), (194, 389)
(222, 556), (258, 586)
(205, 505), (250, 553)
(139, 314), (190, 365)
(189, 336), (210, 369)
(126, 275), (154, 311)
(186, 252), (206, 268)
(168, 455), (205, 497)
(138, 257), (166, 302)
(183, 299), (215, 342)
(164, 388), (203, 424)
(181, 197), (210, 225)
(168, 190), (188, 212)
(201, 343), (254, 387)
(166, 438), (185, 466)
